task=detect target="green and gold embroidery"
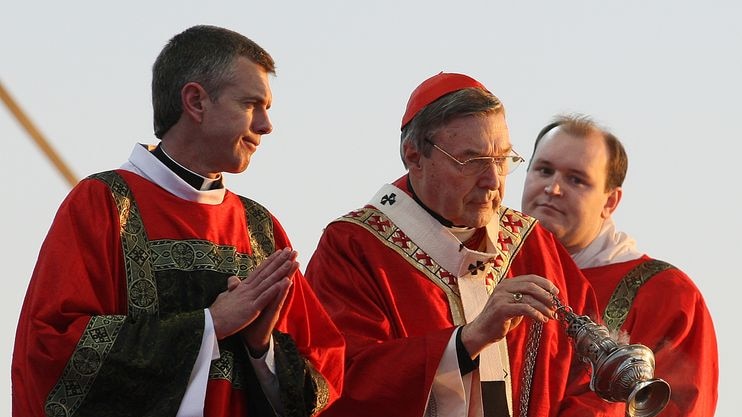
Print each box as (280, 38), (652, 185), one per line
(149, 240), (256, 277)
(603, 259), (675, 332)
(274, 331), (331, 416)
(89, 171), (159, 319)
(46, 172), (280, 414)
(208, 349), (247, 389)
(240, 196), (275, 265)
(45, 315), (126, 417)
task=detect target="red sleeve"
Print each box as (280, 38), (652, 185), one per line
(506, 224), (622, 417)
(584, 262), (718, 417)
(12, 179), (127, 417)
(305, 220), (456, 417)
(270, 216), (346, 406)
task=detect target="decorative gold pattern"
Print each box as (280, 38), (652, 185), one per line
(306, 361), (330, 415)
(45, 315), (126, 417)
(149, 240), (257, 277)
(603, 259), (674, 332)
(45, 172), (279, 415)
(89, 171), (159, 319)
(493, 209), (539, 286)
(339, 207), (466, 323)
(338, 206), (537, 325)
(208, 349), (247, 390)
(339, 203), (545, 416)
(240, 196), (275, 264)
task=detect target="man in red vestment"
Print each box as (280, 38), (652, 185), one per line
(305, 73), (614, 416)
(521, 114), (718, 416)
(12, 25), (343, 417)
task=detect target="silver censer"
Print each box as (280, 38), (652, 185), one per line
(553, 297), (671, 417)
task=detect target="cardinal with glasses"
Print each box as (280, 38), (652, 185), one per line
(304, 72), (613, 417)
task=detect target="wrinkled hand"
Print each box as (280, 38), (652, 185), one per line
(461, 274), (558, 358)
(209, 248), (299, 350)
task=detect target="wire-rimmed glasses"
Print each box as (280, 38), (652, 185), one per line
(426, 140), (525, 176)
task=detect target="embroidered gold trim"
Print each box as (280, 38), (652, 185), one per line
(89, 171), (159, 319)
(336, 206), (537, 326)
(338, 207), (467, 324)
(208, 349), (247, 389)
(202, 197), (275, 386)
(45, 315), (126, 417)
(209, 349), (234, 380)
(149, 240), (256, 276)
(306, 360), (330, 415)
(240, 196), (275, 264)
(603, 259), (674, 332)
(495, 207), (538, 280)
(46, 172), (277, 414)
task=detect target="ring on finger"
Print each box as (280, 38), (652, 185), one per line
(513, 292), (523, 303)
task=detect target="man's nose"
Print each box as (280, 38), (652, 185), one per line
(253, 109), (273, 135)
(544, 178), (561, 195)
(478, 160), (502, 190)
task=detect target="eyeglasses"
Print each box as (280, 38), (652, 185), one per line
(426, 140), (525, 176)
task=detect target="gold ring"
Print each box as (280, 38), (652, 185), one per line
(513, 292), (523, 302)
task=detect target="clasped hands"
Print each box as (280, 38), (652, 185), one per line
(209, 247), (299, 357)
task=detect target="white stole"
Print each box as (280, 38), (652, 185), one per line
(371, 184), (512, 417)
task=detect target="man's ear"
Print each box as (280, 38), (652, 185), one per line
(402, 140), (422, 171)
(181, 82), (209, 123)
(602, 186), (623, 218)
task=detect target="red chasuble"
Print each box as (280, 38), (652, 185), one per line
(13, 170), (343, 417)
(580, 256), (718, 417)
(305, 177), (612, 417)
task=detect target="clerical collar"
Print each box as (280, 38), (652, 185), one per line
(151, 144), (223, 191)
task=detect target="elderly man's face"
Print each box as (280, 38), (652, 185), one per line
(406, 112), (510, 228)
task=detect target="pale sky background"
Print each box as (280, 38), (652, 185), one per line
(1, 1), (738, 415)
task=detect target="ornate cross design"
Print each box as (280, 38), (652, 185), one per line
(380, 193), (397, 205)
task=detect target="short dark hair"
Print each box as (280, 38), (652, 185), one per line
(400, 88), (504, 167)
(531, 114), (628, 191)
(152, 25), (275, 139)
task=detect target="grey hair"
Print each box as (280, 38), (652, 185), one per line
(152, 25), (275, 139)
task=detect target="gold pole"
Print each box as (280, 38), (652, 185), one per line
(0, 79), (78, 188)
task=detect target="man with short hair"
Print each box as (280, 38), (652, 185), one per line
(521, 114), (718, 416)
(12, 25), (343, 417)
(305, 73), (605, 417)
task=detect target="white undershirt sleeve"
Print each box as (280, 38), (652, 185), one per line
(176, 309), (220, 417)
(173, 310), (282, 416)
(425, 328), (471, 417)
(246, 336), (283, 415)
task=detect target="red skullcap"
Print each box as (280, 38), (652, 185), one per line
(400, 72), (488, 130)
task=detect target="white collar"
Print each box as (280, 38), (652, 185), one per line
(119, 143), (226, 205)
(571, 217), (643, 268)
